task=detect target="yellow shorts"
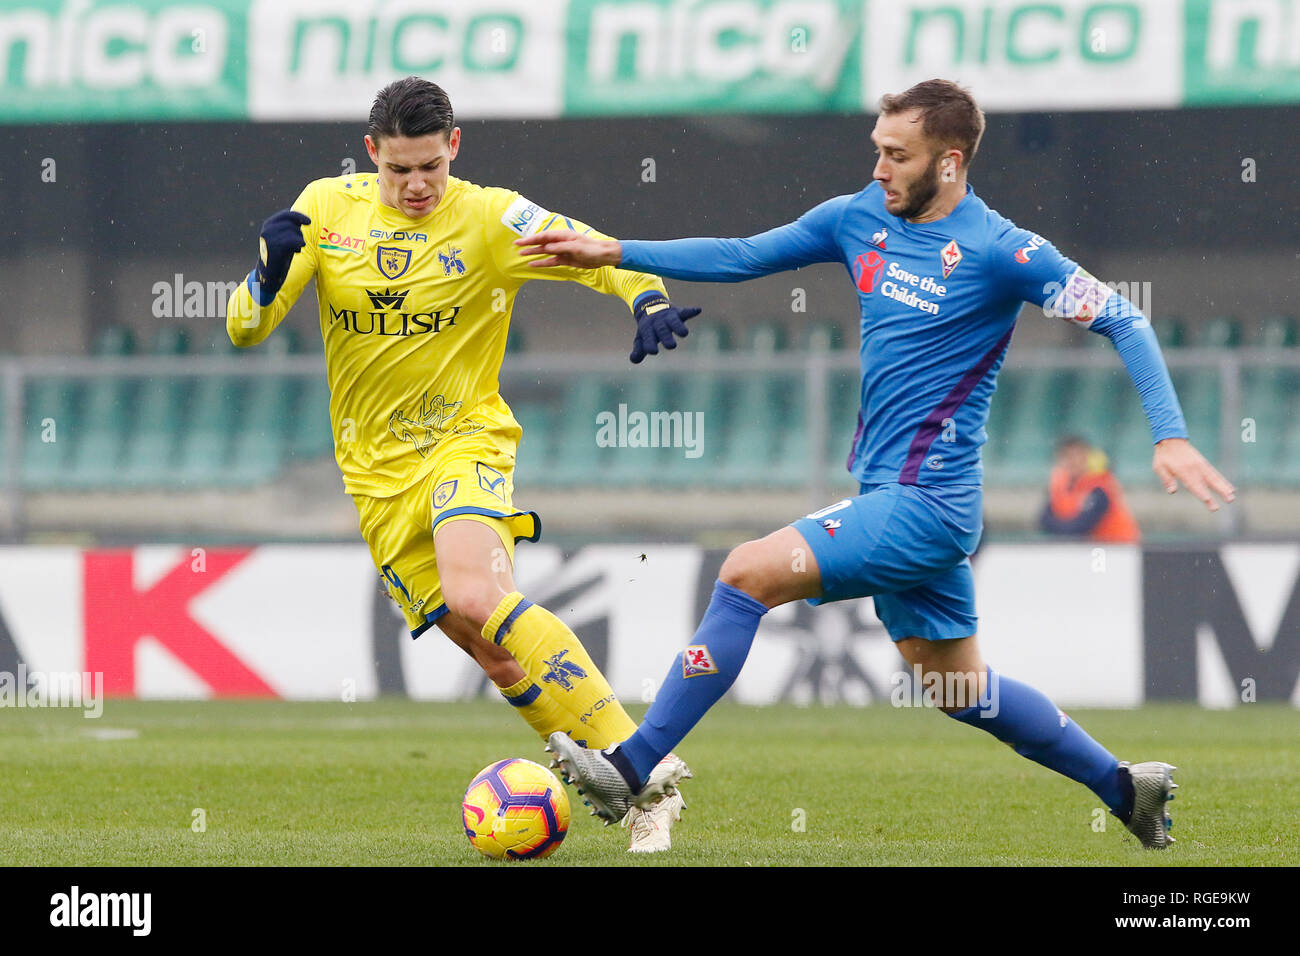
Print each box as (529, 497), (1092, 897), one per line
(353, 431), (540, 636)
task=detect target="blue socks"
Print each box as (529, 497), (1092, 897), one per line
(613, 580), (767, 786)
(948, 667), (1124, 811)
(608, 582), (1124, 814)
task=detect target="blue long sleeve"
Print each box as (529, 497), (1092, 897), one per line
(1090, 296), (1189, 443)
(618, 195), (850, 282)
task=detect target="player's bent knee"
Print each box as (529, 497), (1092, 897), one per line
(441, 586), (508, 632)
(717, 539), (767, 599)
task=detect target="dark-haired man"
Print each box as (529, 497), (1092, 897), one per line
(521, 79), (1234, 849)
(226, 76), (697, 852)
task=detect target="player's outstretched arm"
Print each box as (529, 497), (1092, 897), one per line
(515, 195), (847, 283)
(514, 229), (622, 269)
(996, 228), (1236, 515)
(1152, 437), (1236, 512)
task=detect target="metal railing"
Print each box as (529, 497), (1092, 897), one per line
(1, 347), (1297, 539)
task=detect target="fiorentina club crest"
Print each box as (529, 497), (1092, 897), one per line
(940, 239), (962, 279)
(682, 644), (718, 678)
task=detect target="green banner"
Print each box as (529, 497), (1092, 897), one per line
(2, 0), (1298, 122)
(1184, 0), (1300, 105)
(0, 0), (246, 122)
(563, 0), (864, 115)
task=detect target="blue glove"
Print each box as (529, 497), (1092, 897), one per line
(252, 209), (311, 306)
(630, 292), (701, 364)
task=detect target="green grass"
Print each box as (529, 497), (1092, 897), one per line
(1, 700), (1296, 866)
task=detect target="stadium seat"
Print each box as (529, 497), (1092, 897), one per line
(1169, 366), (1220, 463)
(505, 325), (525, 354)
(716, 323), (791, 487)
(802, 320), (847, 352)
(118, 326), (192, 488)
(1237, 318), (1299, 485)
(1061, 367), (1127, 446)
(175, 328), (242, 486)
(1151, 316), (1186, 349)
(1196, 316), (1241, 349)
(22, 373), (78, 489)
(547, 375), (613, 487)
(64, 326), (140, 488)
(656, 324), (730, 487)
(994, 368), (1069, 485)
(289, 376), (334, 462)
(1253, 315), (1297, 348)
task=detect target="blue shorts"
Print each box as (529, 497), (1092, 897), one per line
(791, 483), (983, 642)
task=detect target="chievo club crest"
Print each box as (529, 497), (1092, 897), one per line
(376, 245), (412, 280)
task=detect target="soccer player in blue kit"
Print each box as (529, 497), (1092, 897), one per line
(516, 80), (1235, 849)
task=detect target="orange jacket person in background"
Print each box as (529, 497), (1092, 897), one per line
(1039, 436), (1140, 543)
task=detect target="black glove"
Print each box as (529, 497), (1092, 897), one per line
(630, 293), (701, 364)
(252, 209), (311, 305)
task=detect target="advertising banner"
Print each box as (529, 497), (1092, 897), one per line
(3, 0), (1294, 122)
(3, 542), (1297, 707)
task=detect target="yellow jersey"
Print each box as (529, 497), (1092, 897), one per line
(227, 174), (666, 497)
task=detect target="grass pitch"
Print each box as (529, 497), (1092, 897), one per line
(1, 700), (1295, 866)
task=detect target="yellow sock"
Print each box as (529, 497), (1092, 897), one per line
(497, 675), (588, 743)
(484, 592), (638, 749)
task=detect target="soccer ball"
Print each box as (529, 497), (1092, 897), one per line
(462, 758), (570, 860)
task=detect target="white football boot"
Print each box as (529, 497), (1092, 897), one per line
(1116, 761), (1178, 849)
(622, 754), (693, 853)
(545, 732), (688, 823)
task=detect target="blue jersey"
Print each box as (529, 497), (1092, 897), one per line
(620, 181), (1187, 487)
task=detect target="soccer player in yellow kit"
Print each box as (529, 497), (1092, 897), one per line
(226, 77), (697, 852)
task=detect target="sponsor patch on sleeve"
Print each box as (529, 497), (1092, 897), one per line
(501, 195), (551, 237)
(1048, 267), (1114, 327)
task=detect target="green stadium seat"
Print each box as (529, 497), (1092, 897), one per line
(65, 327), (140, 488)
(1151, 316), (1185, 349)
(1196, 316), (1241, 349)
(505, 325), (525, 354)
(1061, 367), (1127, 446)
(118, 326), (192, 488)
(92, 324), (136, 356)
(289, 377), (334, 461)
(22, 374), (78, 489)
(994, 368), (1071, 485)
(1237, 325), (1300, 484)
(802, 320), (847, 352)
(511, 399), (558, 481)
(716, 323), (791, 487)
(657, 324), (730, 487)
(175, 329), (241, 487)
(264, 324), (301, 355)
(1253, 315), (1297, 348)
(823, 375), (863, 489)
(1170, 366), (1220, 463)
(547, 375), (613, 487)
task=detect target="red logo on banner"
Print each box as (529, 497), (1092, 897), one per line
(83, 549), (275, 697)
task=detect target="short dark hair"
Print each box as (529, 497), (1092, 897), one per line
(368, 76), (455, 144)
(879, 79), (986, 168)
